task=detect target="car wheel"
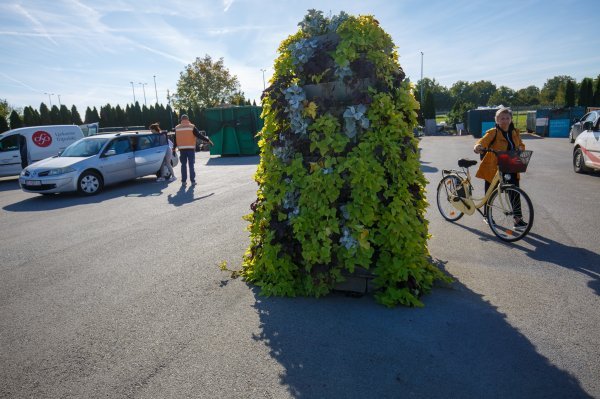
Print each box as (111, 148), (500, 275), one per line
(78, 171), (103, 195)
(573, 148), (589, 174)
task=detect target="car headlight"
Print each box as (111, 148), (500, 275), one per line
(48, 167), (76, 176)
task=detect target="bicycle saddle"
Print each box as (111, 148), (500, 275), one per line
(458, 159), (478, 168)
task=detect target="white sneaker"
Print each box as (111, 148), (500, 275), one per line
(156, 177), (165, 182)
(169, 176), (177, 181)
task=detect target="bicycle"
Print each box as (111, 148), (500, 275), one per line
(436, 149), (534, 242)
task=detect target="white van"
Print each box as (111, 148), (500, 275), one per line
(0, 125), (84, 177)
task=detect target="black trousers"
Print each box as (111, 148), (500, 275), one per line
(484, 173), (522, 218)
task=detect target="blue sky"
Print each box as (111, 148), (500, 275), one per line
(1, 0), (598, 114)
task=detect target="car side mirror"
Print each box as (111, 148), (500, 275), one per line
(104, 149), (116, 157)
(57, 150), (63, 156)
(583, 121), (594, 131)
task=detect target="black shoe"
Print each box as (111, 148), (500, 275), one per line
(191, 180), (197, 185)
(514, 219), (528, 231)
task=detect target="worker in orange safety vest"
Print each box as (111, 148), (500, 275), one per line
(173, 114), (213, 185)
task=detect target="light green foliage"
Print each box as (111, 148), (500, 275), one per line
(242, 10), (449, 307)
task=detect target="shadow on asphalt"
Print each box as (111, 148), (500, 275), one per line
(250, 273), (591, 398)
(206, 155), (259, 166)
(2, 177), (171, 212)
(449, 221), (600, 296)
(0, 177), (20, 193)
(167, 184), (214, 207)
(520, 232), (600, 296)
(420, 159), (439, 174)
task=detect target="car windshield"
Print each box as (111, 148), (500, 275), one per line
(61, 138), (109, 157)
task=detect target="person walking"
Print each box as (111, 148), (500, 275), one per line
(150, 123), (177, 182)
(173, 114), (213, 185)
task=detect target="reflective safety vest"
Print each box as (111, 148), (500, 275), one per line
(175, 123), (196, 150)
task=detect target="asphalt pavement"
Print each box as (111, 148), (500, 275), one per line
(0, 139), (598, 399)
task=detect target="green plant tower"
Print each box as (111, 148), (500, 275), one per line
(242, 10), (448, 307)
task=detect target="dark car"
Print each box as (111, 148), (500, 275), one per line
(569, 111), (600, 143)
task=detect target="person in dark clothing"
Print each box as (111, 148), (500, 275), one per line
(18, 135), (28, 169)
(173, 114), (213, 185)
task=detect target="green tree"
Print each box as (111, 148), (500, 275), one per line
(100, 104), (114, 127)
(84, 107), (100, 124)
(0, 114), (8, 133)
(554, 82), (566, 106)
(415, 78), (453, 110)
(175, 55), (241, 109)
(447, 99), (475, 127)
(422, 90), (436, 119)
(578, 78), (594, 108)
(0, 98), (10, 119)
(515, 85), (540, 105)
(59, 105), (72, 124)
(448, 80), (496, 107)
(23, 106), (40, 126)
(565, 80), (576, 107)
(39, 103), (51, 125)
(540, 75), (574, 105)
(114, 105), (126, 127)
(593, 75), (600, 106)
(488, 86), (516, 106)
(50, 105), (61, 124)
(9, 110), (23, 129)
(71, 105), (83, 125)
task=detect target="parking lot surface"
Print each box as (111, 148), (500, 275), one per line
(1, 141), (598, 398)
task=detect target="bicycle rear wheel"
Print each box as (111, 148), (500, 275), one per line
(486, 185), (533, 242)
(436, 175), (465, 222)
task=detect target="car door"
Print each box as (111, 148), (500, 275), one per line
(0, 134), (22, 176)
(134, 134), (167, 177)
(589, 119), (600, 169)
(99, 137), (136, 184)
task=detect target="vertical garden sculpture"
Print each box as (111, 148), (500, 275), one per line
(242, 10), (448, 307)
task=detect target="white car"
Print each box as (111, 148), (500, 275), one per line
(573, 118), (600, 173)
(19, 132), (170, 195)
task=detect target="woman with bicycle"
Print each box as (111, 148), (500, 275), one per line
(473, 107), (527, 229)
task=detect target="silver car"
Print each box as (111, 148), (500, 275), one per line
(19, 132), (169, 195)
(569, 110), (600, 143)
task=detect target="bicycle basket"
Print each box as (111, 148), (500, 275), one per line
(496, 150), (533, 173)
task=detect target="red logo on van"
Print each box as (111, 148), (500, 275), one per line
(32, 131), (52, 147)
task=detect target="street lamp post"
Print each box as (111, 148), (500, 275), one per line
(138, 82), (148, 106)
(130, 81), (137, 104)
(420, 51), (424, 104)
(260, 68), (266, 90)
(57, 94), (62, 107)
(153, 75), (158, 104)
(167, 89), (174, 130)
(44, 92), (54, 107)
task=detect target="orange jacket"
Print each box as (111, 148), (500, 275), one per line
(175, 123), (197, 150)
(475, 127), (525, 182)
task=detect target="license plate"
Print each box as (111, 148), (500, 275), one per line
(26, 180), (42, 186)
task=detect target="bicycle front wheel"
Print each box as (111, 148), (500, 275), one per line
(436, 175), (465, 222)
(486, 185), (534, 242)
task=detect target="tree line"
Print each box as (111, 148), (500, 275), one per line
(417, 74), (600, 125)
(0, 98), (256, 134)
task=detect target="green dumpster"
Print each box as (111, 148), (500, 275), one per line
(204, 106), (263, 156)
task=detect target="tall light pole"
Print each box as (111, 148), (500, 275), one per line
(420, 51), (424, 104)
(260, 68), (266, 90)
(167, 89), (174, 130)
(44, 92), (54, 107)
(138, 82), (147, 106)
(57, 94), (62, 107)
(130, 81), (137, 104)
(153, 75), (158, 104)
